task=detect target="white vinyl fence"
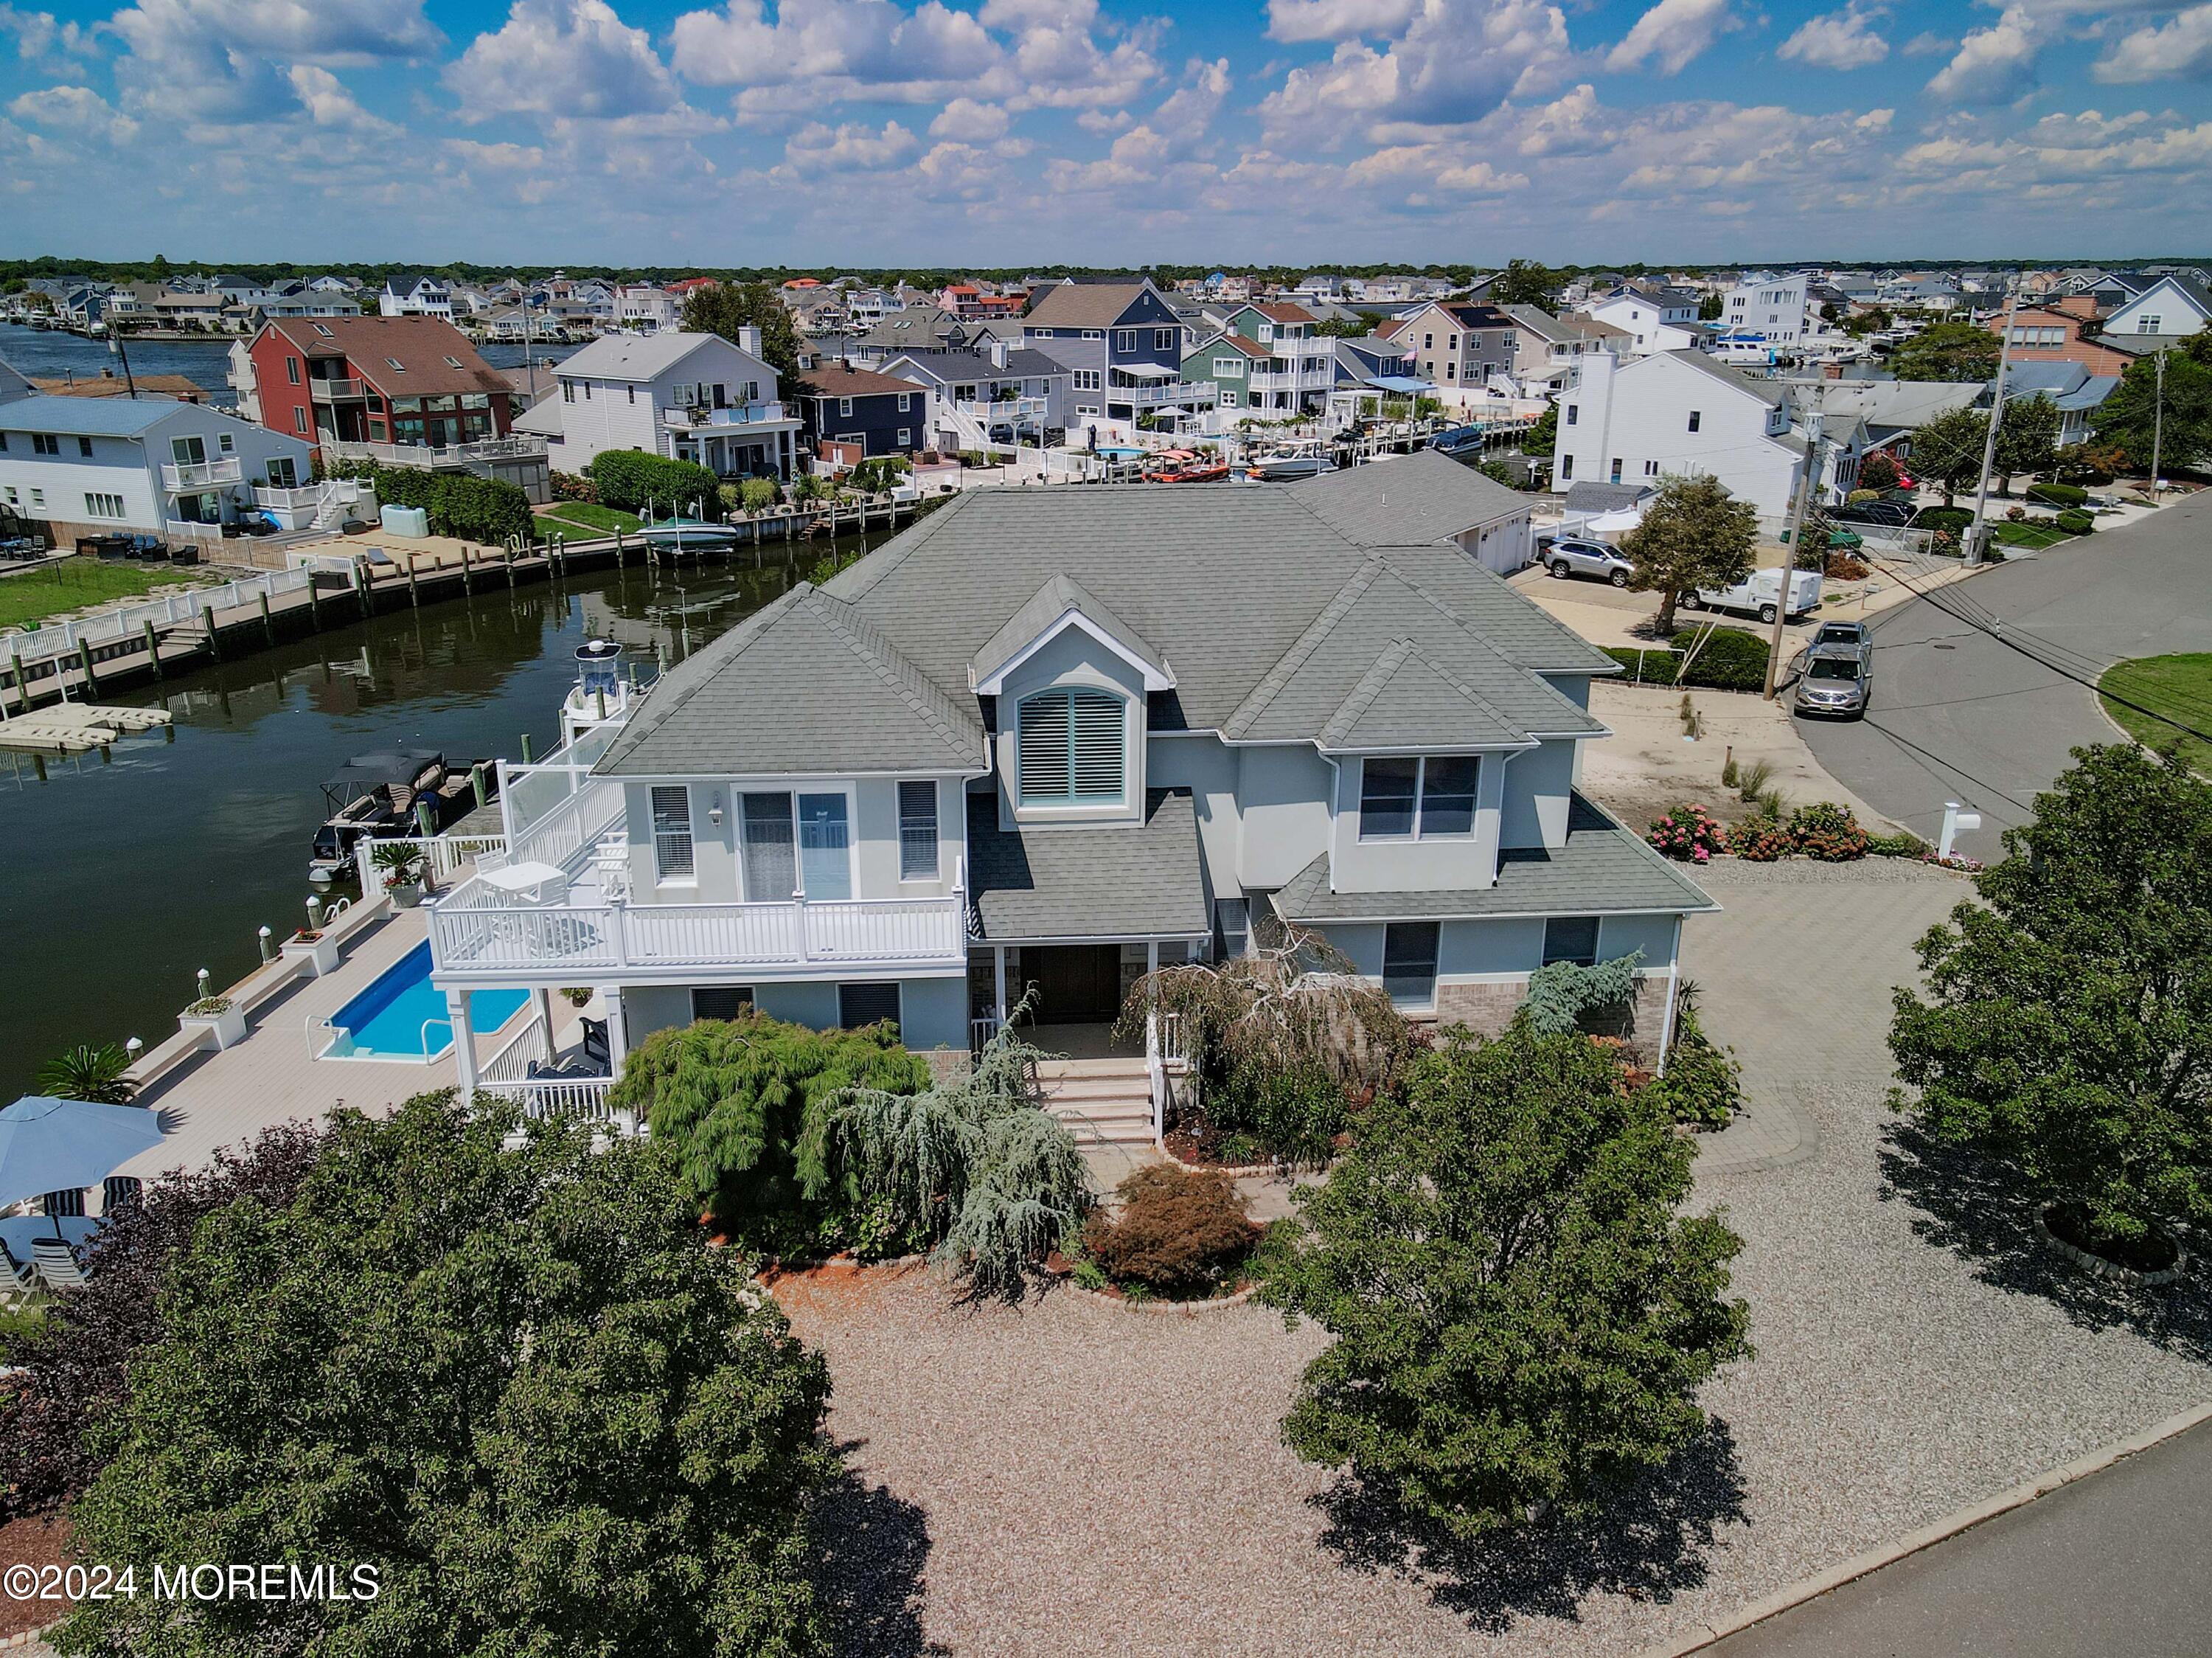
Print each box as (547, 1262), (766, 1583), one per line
(3, 567), (316, 667)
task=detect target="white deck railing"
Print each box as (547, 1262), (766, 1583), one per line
(2, 566), (315, 667)
(429, 887), (967, 977)
(476, 1073), (623, 1126)
(162, 457), (243, 490)
(322, 435), (546, 468)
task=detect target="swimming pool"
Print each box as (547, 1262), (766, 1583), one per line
(321, 941), (531, 1063)
(1096, 445), (1144, 459)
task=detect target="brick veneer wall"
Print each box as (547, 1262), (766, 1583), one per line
(1429, 973), (1674, 1065)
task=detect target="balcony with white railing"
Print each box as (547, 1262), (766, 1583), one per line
(662, 401), (792, 431)
(321, 435), (547, 469)
(307, 377), (367, 400)
(161, 456), (243, 490)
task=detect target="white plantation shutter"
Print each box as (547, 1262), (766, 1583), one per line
(1018, 692), (1071, 802)
(1070, 690), (1124, 800)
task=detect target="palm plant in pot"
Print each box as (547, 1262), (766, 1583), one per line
(372, 841), (430, 907)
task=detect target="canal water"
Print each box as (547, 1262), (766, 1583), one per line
(0, 322), (577, 401)
(0, 543), (869, 1103)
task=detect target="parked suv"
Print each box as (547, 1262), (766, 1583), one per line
(1544, 535), (1636, 587)
(1792, 631), (1874, 718)
(1827, 499), (1914, 529)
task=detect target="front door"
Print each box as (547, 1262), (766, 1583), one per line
(1028, 945), (1121, 1024)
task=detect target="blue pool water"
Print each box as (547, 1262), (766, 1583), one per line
(1096, 445), (1144, 459)
(328, 941), (530, 1061)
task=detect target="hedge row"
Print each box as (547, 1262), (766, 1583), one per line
(1604, 626), (1773, 693)
(586, 451), (723, 516)
(2026, 481), (2088, 507)
(327, 462), (535, 544)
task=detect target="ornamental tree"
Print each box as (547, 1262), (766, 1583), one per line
(1907, 406), (1990, 507)
(58, 1095), (836, 1658)
(1622, 472), (1759, 634)
(1889, 319), (2001, 383)
(1993, 392), (2062, 494)
(608, 1011), (931, 1247)
(2094, 332), (2212, 472)
(681, 280), (810, 393)
(1890, 743), (2212, 1255)
(1258, 1024), (1751, 1538)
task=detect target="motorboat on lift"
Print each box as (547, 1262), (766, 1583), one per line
(1246, 440), (1338, 481)
(306, 749), (497, 885)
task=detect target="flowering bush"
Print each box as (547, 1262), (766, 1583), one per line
(1920, 850), (1985, 873)
(1646, 804), (1727, 863)
(1728, 816), (1792, 861)
(1788, 801), (1871, 861)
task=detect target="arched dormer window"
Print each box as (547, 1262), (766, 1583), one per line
(1017, 687), (1124, 805)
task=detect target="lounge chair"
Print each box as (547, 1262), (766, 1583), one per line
(0, 1246), (38, 1305)
(31, 1237), (89, 1291)
(580, 1017), (611, 1069)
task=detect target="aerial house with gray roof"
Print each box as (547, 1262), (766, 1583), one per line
(424, 454), (1714, 1128)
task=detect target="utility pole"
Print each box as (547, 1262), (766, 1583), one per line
(2150, 347), (2167, 500)
(1964, 279), (2020, 567)
(1765, 412), (1823, 700)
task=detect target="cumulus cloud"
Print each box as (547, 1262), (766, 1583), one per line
(1259, 0), (1571, 133)
(1513, 83), (1619, 156)
(1604, 0), (1739, 76)
(929, 97), (1009, 140)
(110, 0), (442, 67)
(1926, 8), (2039, 103)
(671, 0), (997, 100)
(446, 0), (682, 122)
(288, 65), (398, 133)
(1778, 4), (1890, 71)
(0, 4), (91, 58)
(2094, 4), (2212, 81)
(782, 117), (919, 170)
(1902, 30), (1953, 55)
(7, 83), (136, 142)
(1263, 0), (1420, 41)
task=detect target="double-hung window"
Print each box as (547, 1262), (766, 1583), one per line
(1113, 329), (1136, 353)
(1017, 687), (1124, 805)
(31, 433), (58, 456)
(897, 780), (939, 881)
(1358, 756), (1478, 840)
(650, 786), (695, 883)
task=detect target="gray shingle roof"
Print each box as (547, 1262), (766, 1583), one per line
(598, 584), (985, 776)
(1273, 795), (1718, 923)
(1672, 350), (1785, 408)
(600, 481), (1621, 778)
(969, 788), (1210, 942)
(552, 330), (739, 383)
(1290, 448), (1528, 542)
(1562, 481), (1654, 514)
(971, 575), (1171, 689)
(1021, 282), (1155, 330)
(881, 347), (1070, 382)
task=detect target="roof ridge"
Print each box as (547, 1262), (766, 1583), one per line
(802, 589), (977, 761)
(1223, 555), (1383, 738)
(1318, 639), (1418, 749)
(1361, 558), (1606, 718)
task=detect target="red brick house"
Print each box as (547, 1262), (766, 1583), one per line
(1986, 294), (2136, 378)
(245, 316), (519, 459)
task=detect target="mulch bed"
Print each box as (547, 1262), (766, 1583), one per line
(0, 1513), (74, 1639)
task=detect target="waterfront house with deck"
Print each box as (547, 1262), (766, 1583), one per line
(879, 342), (1075, 450)
(793, 364), (925, 459)
(1020, 280), (1191, 427)
(424, 451), (1714, 1134)
(518, 329), (801, 482)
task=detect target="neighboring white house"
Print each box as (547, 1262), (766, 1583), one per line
(518, 329), (802, 480)
(424, 464), (1714, 1135)
(1579, 285), (1702, 355)
(2101, 274), (2212, 340)
(380, 276), (454, 319)
(1553, 350), (1860, 518)
(1720, 273), (1812, 347)
(615, 285), (680, 333)
(0, 375), (314, 546)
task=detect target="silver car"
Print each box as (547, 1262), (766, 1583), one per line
(1793, 638), (1873, 718)
(1545, 535), (1635, 587)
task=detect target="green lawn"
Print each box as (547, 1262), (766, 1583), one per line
(536, 503), (643, 537)
(1993, 521), (2070, 551)
(2099, 653), (2212, 774)
(0, 556), (217, 632)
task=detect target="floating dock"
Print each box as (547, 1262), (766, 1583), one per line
(0, 701), (171, 752)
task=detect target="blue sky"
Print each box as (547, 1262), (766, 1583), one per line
(1, 0), (2208, 267)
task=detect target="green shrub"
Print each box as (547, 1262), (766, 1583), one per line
(1639, 1005), (1742, 1128)
(1846, 488), (1879, 504)
(1208, 1060), (1352, 1165)
(1788, 800), (1871, 861)
(2055, 509), (2095, 535)
(1865, 829), (1932, 858)
(1680, 626), (1772, 693)
(587, 450), (723, 516)
(1913, 506), (1973, 534)
(2026, 481), (2087, 507)
(549, 469), (597, 503)
(738, 476), (780, 512)
(1604, 646), (1680, 686)
(331, 462), (534, 543)
(1082, 1164), (1260, 1294)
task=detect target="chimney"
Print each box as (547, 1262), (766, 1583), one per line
(737, 324), (762, 357)
(990, 336), (1010, 369)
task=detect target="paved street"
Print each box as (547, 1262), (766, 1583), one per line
(1706, 1418), (2212, 1658)
(1798, 492), (2212, 859)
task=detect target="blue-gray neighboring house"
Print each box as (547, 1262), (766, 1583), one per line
(795, 364), (928, 459)
(1020, 279), (1187, 426)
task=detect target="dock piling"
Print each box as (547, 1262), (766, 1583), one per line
(77, 639), (99, 696)
(257, 592), (276, 648)
(142, 619), (163, 679)
(258, 925), (275, 965)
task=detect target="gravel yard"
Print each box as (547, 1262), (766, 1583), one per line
(781, 858), (2212, 1657)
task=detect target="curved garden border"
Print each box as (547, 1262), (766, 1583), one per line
(2035, 1209), (2189, 1288)
(1060, 1279), (1262, 1315)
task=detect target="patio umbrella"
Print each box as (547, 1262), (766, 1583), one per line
(0, 1097), (167, 1235)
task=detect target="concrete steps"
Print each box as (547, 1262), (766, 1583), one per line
(1036, 1058), (1155, 1148)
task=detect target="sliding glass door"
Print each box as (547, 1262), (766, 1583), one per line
(797, 793), (851, 900)
(741, 791), (852, 901)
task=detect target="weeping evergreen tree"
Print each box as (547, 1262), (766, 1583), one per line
(836, 1005), (1091, 1300)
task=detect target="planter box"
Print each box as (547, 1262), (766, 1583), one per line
(281, 932), (343, 977)
(180, 1004), (248, 1051)
(386, 882), (425, 910)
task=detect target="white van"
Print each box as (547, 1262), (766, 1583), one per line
(1681, 568), (1823, 625)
